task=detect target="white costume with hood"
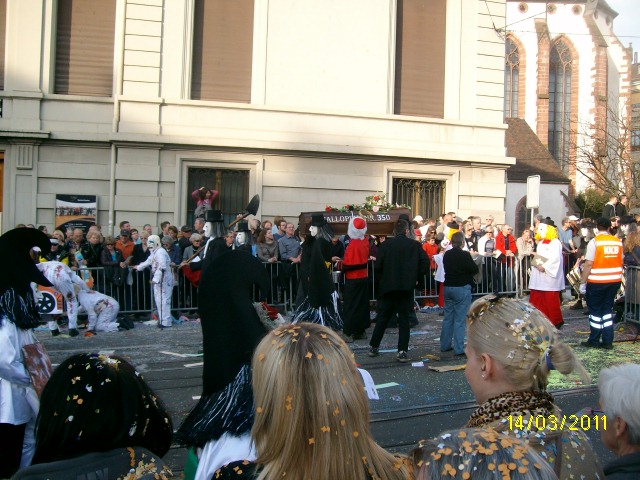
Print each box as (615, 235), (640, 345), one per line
(76, 288), (120, 332)
(36, 261), (84, 331)
(136, 236), (174, 327)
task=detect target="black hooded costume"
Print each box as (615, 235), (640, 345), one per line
(176, 250), (271, 476)
(292, 214), (343, 330)
(0, 228), (52, 477)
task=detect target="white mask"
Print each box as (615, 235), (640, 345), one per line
(236, 231), (247, 245)
(621, 224), (629, 235)
(147, 235), (161, 251)
(203, 222), (212, 238)
(309, 226), (318, 237)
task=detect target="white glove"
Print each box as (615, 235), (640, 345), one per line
(579, 283), (587, 294)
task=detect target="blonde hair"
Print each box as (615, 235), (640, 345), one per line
(251, 323), (408, 480)
(411, 428), (557, 480)
(623, 230), (640, 253)
(467, 295), (590, 392)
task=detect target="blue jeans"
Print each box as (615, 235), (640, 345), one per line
(586, 281), (620, 346)
(442, 284), (472, 354)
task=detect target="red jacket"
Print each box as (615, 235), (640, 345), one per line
(341, 238), (369, 280)
(494, 233), (518, 264)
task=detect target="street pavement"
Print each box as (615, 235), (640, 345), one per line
(35, 302), (640, 475)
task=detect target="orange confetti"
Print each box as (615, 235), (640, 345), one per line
(256, 407), (263, 414)
(258, 353), (265, 362)
(321, 426), (330, 433)
(305, 352), (313, 359)
(308, 438), (315, 445)
(353, 431), (360, 438)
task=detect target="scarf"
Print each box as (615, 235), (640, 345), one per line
(467, 390), (555, 428)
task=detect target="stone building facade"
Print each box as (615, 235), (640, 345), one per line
(0, 0), (513, 234)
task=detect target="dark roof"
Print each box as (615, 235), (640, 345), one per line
(505, 117), (570, 184)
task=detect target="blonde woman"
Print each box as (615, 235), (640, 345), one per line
(464, 295), (603, 478)
(214, 323), (409, 480)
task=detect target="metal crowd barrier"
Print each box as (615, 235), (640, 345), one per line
(68, 253), (531, 321)
(623, 265), (640, 329)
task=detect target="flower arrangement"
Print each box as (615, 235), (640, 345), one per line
(325, 193), (408, 213)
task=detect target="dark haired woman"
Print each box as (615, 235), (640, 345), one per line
(14, 353), (173, 479)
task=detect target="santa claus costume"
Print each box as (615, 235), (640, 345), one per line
(528, 218), (565, 328)
(340, 217), (370, 340)
(135, 235), (173, 328)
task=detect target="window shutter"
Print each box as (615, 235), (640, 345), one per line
(394, 0), (446, 117)
(0, 0), (6, 91)
(55, 0), (116, 96)
(191, 0), (254, 102)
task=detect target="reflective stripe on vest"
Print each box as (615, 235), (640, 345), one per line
(587, 235), (623, 283)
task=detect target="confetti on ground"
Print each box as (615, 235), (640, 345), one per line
(192, 395), (201, 400)
(375, 382), (400, 390)
(97, 350), (115, 355)
(422, 354), (441, 361)
(411, 362), (425, 367)
(428, 364), (467, 372)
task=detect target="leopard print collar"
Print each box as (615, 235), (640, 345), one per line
(467, 390), (555, 428)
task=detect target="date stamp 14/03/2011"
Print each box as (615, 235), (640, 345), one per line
(508, 414), (606, 431)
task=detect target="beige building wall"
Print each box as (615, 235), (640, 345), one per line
(0, 0), (513, 233)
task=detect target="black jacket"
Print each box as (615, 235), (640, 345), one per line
(375, 234), (429, 295)
(443, 247), (479, 286)
(190, 237), (231, 273)
(603, 452), (640, 480)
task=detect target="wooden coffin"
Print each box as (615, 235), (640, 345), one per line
(298, 208), (412, 237)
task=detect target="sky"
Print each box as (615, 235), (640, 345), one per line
(607, 0), (640, 51)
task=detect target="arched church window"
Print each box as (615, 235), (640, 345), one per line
(504, 37), (520, 118)
(548, 40), (573, 175)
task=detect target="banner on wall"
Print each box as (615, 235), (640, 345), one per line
(55, 195), (97, 233)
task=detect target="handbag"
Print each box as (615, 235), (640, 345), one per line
(22, 341), (54, 397)
(106, 265), (125, 286)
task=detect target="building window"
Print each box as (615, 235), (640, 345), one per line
(54, 0), (116, 96)
(548, 40), (572, 174)
(391, 178), (445, 220)
(515, 196), (533, 238)
(191, 0), (254, 102)
(394, 0), (446, 118)
(187, 167), (249, 227)
(504, 38), (520, 118)
(632, 129), (640, 151)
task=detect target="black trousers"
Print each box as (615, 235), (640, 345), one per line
(370, 290), (413, 352)
(343, 277), (370, 335)
(0, 422), (27, 478)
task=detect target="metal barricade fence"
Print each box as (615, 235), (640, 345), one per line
(76, 255), (527, 319)
(81, 263), (292, 317)
(623, 265), (640, 327)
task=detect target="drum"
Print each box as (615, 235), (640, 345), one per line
(566, 265), (582, 294)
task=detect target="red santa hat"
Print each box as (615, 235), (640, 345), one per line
(348, 217), (367, 240)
